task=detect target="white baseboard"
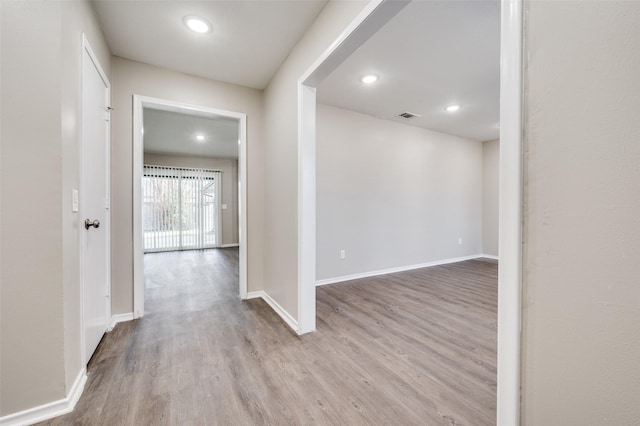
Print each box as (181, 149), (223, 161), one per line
(316, 254), (487, 286)
(481, 254), (499, 260)
(246, 291), (300, 335)
(220, 243), (239, 248)
(108, 312), (135, 331)
(0, 368), (87, 426)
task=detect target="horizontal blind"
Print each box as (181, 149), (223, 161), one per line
(142, 165), (221, 253)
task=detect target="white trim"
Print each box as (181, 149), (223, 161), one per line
(238, 113), (248, 300)
(220, 243), (240, 248)
(297, 0), (410, 335)
(133, 96), (144, 319)
(316, 255), (486, 286)
(298, 0), (409, 86)
(133, 95), (249, 318)
(108, 312), (134, 331)
(246, 291), (301, 335)
(481, 254), (500, 261)
(81, 34), (109, 91)
(0, 368), (87, 426)
(80, 33), (111, 365)
(497, 0), (523, 424)
(297, 83), (317, 334)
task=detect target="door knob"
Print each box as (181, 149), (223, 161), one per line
(85, 219), (100, 230)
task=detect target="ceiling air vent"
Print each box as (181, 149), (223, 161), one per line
(398, 111), (421, 119)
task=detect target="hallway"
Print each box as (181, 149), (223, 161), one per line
(41, 249), (497, 425)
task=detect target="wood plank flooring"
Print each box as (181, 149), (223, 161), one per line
(41, 249), (497, 425)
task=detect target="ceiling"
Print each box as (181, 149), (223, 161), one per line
(143, 108), (239, 159)
(94, 1), (499, 142)
(93, 0), (328, 90)
(317, 1), (500, 142)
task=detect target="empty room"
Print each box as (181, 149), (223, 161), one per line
(312, 1), (500, 423)
(2, 0), (639, 425)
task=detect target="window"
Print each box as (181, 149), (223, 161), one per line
(142, 165), (221, 252)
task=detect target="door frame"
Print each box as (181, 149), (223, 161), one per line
(132, 95), (248, 318)
(296, 0), (523, 424)
(80, 33), (112, 364)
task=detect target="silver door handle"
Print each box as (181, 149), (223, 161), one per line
(85, 219), (100, 230)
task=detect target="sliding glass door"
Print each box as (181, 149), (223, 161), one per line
(142, 166), (221, 252)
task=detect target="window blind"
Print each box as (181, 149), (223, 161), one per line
(142, 165), (221, 252)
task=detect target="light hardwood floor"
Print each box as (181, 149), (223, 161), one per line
(41, 249), (497, 425)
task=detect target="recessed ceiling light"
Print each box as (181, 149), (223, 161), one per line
(360, 74), (378, 84)
(196, 134), (205, 142)
(184, 16), (212, 34)
(445, 104), (461, 112)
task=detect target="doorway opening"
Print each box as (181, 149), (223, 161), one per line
(297, 0), (523, 424)
(133, 96), (248, 318)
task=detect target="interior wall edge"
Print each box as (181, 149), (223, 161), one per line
(245, 291), (301, 335)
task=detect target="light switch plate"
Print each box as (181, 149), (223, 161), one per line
(72, 189), (79, 212)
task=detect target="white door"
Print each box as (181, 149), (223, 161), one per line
(82, 37), (110, 363)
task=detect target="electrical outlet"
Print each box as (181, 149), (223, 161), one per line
(340, 249), (346, 259)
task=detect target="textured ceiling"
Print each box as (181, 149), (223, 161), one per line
(143, 108), (239, 159)
(317, 1), (500, 142)
(93, 0), (328, 89)
(95, 0), (499, 142)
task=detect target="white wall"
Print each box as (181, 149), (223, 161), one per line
(262, 0), (368, 320)
(1, 0), (111, 417)
(1, 2), (65, 415)
(482, 139), (499, 257)
(522, 1), (640, 424)
(144, 153), (239, 246)
(316, 104), (483, 281)
(110, 57), (264, 315)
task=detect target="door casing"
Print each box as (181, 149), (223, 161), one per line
(80, 33), (111, 364)
(132, 96), (248, 319)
